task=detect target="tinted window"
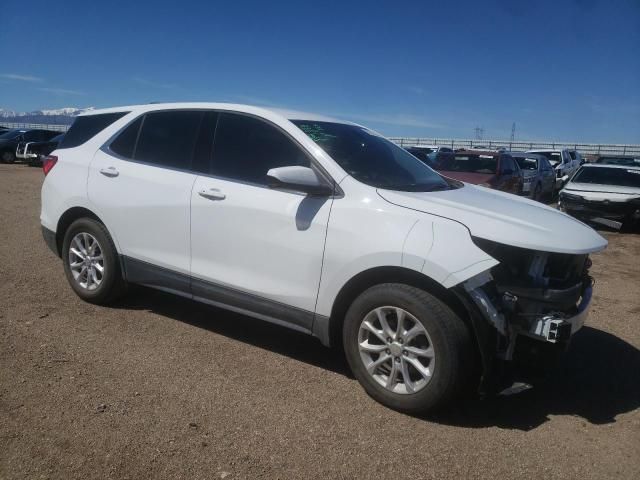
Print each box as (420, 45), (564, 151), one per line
(0, 129), (25, 140)
(293, 120), (451, 191)
(59, 112), (128, 148)
(134, 111), (203, 169)
(439, 154), (498, 174)
(501, 156), (516, 173)
(110, 116), (143, 159)
(213, 113), (310, 185)
(569, 150), (577, 160)
(514, 155), (538, 171)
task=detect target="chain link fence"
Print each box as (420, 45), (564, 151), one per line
(388, 137), (640, 156)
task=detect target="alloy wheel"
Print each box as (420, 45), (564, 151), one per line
(68, 232), (104, 291)
(358, 306), (436, 394)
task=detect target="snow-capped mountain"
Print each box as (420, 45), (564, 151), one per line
(0, 107), (95, 125)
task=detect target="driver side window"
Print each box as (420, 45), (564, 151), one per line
(211, 113), (311, 185)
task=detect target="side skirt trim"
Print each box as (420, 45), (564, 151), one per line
(122, 256), (315, 335)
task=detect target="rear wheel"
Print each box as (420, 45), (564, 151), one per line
(343, 284), (473, 413)
(62, 218), (125, 305)
(1, 150), (15, 163)
(533, 183), (542, 202)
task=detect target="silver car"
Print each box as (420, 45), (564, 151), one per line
(512, 152), (556, 201)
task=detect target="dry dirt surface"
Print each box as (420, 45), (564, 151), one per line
(1, 163), (639, 480)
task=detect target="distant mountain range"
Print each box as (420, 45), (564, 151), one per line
(0, 107), (95, 124)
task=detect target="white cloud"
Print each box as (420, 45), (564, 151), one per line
(38, 87), (85, 96)
(0, 73), (44, 82)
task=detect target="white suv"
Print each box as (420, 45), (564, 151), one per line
(527, 148), (581, 189)
(41, 103), (607, 412)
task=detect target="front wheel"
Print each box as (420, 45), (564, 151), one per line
(61, 218), (125, 305)
(343, 284), (473, 413)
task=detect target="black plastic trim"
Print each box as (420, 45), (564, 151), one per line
(121, 256), (315, 335)
(42, 226), (59, 257)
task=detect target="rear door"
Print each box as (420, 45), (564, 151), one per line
(190, 112), (333, 327)
(88, 110), (203, 284)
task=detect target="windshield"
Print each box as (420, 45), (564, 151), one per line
(437, 154), (498, 174)
(532, 151), (562, 165)
(0, 129), (24, 140)
(514, 156), (538, 171)
(572, 167), (640, 188)
(291, 120), (452, 192)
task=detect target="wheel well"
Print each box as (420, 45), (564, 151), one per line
(55, 207), (103, 256)
(328, 266), (471, 349)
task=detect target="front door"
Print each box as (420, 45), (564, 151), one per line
(190, 112), (333, 330)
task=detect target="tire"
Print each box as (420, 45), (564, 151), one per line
(533, 183), (542, 202)
(61, 218), (125, 305)
(1, 150), (15, 163)
(343, 283), (473, 414)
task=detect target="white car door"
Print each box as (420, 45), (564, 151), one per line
(88, 110), (203, 284)
(190, 112), (334, 331)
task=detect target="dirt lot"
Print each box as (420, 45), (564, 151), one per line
(1, 163), (639, 479)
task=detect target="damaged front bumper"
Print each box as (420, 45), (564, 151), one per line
(463, 271), (591, 349)
(454, 238), (596, 394)
(559, 194), (640, 230)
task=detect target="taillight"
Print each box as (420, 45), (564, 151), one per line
(42, 155), (58, 176)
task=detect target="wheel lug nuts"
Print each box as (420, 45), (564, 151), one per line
(398, 338), (403, 344)
(395, 357), (400, 362)
(385, 349), (390, 354)
(386, 338), (392, 343)
(403, 350), (408, 356)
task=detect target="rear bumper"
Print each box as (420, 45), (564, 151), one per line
(42, 226), (59, 257)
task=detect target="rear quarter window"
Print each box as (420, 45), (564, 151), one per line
(59, 112), (128, 149)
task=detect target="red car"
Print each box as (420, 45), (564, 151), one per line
(433, 149), (523, 194)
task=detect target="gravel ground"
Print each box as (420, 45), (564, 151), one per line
(1, 164), (639, 479)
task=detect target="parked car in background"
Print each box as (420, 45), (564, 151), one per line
(594, 155), (640, 167)
(527, 149), (580, 190)
(433, 149), (523, 194)
(404, 145), (454, 168)
(568, 149), (585, 166)
(559, 164), (640, 230)
(511, 152), (555, 201)
(0, 128), (60, 163)
(16, 133), (65, 166)
(40, 102), (607, 413)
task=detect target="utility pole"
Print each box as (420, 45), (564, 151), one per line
(474, 126), (484, 141)
(510, 122), (516, 143)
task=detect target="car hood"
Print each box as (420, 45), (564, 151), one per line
(563, 182), (640, 201)
(437, 171), (494, 185)
(377, 184), (607, 255)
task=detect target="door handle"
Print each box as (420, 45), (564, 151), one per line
(198, 188), (226, 201)
(100, 167), (119, 178)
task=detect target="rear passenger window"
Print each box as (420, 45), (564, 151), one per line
(110, 116), (143, 159)
(211, 113), (310, 185)
(59, 112), (128, 149)
(135, 111), (203, 169)
(191, 111), (218, 174)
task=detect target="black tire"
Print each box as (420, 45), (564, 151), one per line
(533, 183), (542, 202)
(343, 283), (473, 414)
(1, 149), (15, 163)
(61, 218), (125, 305)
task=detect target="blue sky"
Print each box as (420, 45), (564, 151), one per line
(1, 0), (639, 142)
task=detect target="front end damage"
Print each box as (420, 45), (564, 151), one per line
(453, 237), (594, 394)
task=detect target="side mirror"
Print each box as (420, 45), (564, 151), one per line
(266, 166), (334, 196)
